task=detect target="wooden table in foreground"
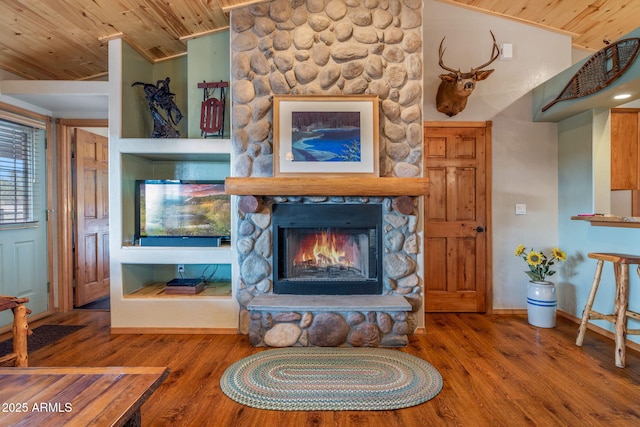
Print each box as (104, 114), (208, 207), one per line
(0, 366), (169, 427)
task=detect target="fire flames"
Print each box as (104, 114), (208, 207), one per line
(293, 231), (355, 269)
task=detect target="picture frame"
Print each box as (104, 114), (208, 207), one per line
(273, 95), (379, 176)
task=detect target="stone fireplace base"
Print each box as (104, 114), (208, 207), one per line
(247, 294), (411, 347)
(234, 194), (424, 348)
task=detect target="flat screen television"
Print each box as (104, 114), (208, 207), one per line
(134, 180), (231, 247)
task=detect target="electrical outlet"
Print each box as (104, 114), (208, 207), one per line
(515, 204), (527, 215)
(178, 264), (185, 272)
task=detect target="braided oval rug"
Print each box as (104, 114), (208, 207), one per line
(220, 347), (443, 411)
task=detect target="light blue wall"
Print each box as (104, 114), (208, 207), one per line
(152, 57), (188, 137)
(558, 111), (640, 344)
(187, 32), (230, 138)
(122, 42), (191, 139)
(122, 31), (232, 139)
(121, 42), (154, 138)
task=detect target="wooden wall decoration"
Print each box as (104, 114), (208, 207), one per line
(542, 38), (640, 112)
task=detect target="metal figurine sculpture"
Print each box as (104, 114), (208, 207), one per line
(132, 77), (183, 138)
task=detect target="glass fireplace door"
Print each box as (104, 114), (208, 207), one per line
(272, 204), (382, 295)
(284, 227), (373, 282)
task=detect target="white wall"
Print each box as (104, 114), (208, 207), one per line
(0, 93), (52, 117)
(491, 96), (561, 308)
(423, 0), (572, 121)
(424, 0), (573, 309)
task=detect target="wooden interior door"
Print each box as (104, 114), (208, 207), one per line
(610, 109), (640, 215)
(423, 122), (491, 312)
(74, 129), (110, 306)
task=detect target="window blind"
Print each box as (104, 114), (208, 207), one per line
(0, 117), (43, 225)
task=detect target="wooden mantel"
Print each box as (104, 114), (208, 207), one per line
(224, 176), (428, 197)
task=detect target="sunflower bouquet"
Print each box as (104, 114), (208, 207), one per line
(514, 244), (566, 282)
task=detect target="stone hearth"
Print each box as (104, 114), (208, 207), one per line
(248, 295), (411, 347)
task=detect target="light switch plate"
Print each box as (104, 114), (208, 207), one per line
(501, 43), (513, 60)
(515, 204), (527, 215)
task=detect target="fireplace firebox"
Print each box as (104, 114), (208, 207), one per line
(272, 204), (382, 295)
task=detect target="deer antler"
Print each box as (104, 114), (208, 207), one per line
(470, 31), (500, 73)
(438, 36), (459, 73)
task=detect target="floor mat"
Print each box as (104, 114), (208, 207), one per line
(0, 324), (86, 357)
(220, 347), (443, 411)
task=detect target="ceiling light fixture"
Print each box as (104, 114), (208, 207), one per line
(614, 93), (632, 100)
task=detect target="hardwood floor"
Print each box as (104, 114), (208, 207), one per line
(3, 311), (639, 426)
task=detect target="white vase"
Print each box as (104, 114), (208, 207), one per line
(526, 281), (557, 328)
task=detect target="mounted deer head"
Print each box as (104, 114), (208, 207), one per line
(436, 31), (500, 117)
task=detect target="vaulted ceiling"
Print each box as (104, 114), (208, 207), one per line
(0, 0), (639, 81)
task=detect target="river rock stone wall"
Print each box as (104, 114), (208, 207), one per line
(230, 0), (423, 178)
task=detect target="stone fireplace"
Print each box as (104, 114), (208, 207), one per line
(229, 0), (424, 347)
(233, 195), (422, 347)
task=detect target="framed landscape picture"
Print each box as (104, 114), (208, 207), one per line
(273, 95), (379, 176)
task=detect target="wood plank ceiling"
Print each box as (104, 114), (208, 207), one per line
(0, 0), (257, 80)
(441, 0), (640, 50)
(0, 0), (638, 81)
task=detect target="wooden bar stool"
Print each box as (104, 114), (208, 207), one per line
(576, 253), (640, 368)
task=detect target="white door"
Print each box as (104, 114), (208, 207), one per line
(0, 117), (49, 327)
